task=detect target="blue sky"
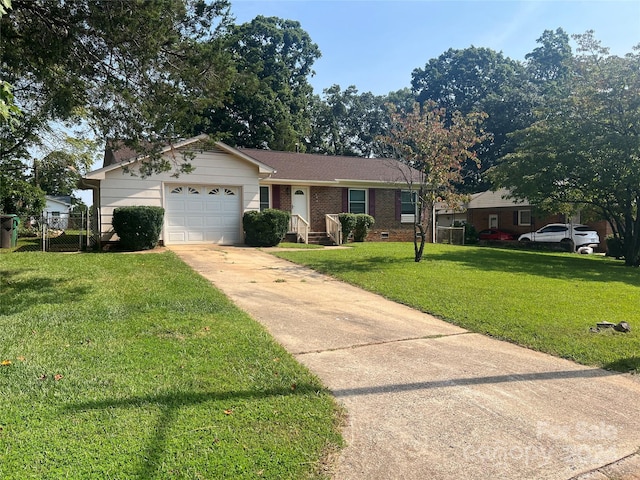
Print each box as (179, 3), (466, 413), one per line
(230, 0), (640, 96)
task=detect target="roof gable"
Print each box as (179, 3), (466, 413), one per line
(84, 136), (274, 180)
(45, 195), (72, 208)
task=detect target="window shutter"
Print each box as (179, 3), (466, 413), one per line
(368, 189), (376, 217)
(395, 190), (401, 221)
(513, 211), (518, 225)
(272, 185), (281, 209)
(342, 188), (349, 213)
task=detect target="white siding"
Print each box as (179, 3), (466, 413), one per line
(98, 150), (261, 243)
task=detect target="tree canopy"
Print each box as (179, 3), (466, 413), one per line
(1, 0), (233, 169)
(491, 32), (640, 266)
(197, 15), (320, 151)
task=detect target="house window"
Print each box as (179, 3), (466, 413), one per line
(349, 189), (367, 214)
(489, 214), (498, 229)
(259, 186), (270, 211)
(518, 209), (531, 226)
(401, 190), (417, 223)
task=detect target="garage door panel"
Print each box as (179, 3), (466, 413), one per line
(168, 217), (186, 227)
(165, 184), (241, 245)
(168, 232), (186, 242)
(205, 203), (223, 213)
(185, 217), (204, 228)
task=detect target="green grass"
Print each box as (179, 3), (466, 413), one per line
(273, 243), (640, 373)
(274, 242), (324, 249)
(0, 252), (342, 479)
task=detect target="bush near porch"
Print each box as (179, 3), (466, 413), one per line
(0, 252), (342, 479)
(274, 243), (640, 374)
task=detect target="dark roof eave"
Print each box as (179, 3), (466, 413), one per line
(259, 178), (408, 188)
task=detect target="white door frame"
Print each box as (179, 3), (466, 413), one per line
(291, 186), (309, 221)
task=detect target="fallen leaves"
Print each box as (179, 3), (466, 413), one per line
(223, 409), (233, 415)
(1, 360), (11, 366)
(38, 373), (63, 381)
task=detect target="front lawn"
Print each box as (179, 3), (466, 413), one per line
(274, 243), (640, 373)
(0, 252), (342, 479)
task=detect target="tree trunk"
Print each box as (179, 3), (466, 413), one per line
(414, 224), (426, 262)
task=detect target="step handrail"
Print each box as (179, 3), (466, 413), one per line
(325, 214), (342, 245)
(289, 214), (309, 244)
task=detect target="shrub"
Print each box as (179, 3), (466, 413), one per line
(243, 209), (290, 247)
(112, 206), (164, 251)
(606, 235), (624, 259)
(338, 213), (357, 242)
(353, 214), (375, 242)
(463, 223), (478, 244)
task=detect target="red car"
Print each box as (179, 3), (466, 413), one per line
(478, 228), (516, 241)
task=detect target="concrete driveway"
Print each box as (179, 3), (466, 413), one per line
(169, 245), (640, 480)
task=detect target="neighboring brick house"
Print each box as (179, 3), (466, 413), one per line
(81, 136), (420, 246)
(464, 189), (611, 251)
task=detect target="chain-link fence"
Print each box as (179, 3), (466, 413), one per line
(15, 212), (94, 252)
(436, 226), (465, 245)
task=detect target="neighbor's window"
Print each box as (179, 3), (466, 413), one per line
(518, 209), (531, 226)
(401, 190), (417, 223)
(259, 186), (270, 211)
(349, 189), (367, 214)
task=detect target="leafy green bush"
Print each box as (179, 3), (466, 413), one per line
(243, 209), (290, 247)
(112, 206), (164, 251)
(606, 235), (624, 259)
(353, 214), (375, 242)
(463, 223), (478, 244)
(338, 213), (357, 242)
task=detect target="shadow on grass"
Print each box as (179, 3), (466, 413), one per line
(301, 247), (640, 287)
(0, 268), (91, 315)
(63, 383), (328, 479)
(604, 357), (640, 373)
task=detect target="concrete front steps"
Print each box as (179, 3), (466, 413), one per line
(284, 232), (337, 246)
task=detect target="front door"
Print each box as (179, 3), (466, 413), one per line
(291, 186), (309, 222)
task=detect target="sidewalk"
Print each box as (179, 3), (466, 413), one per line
(169, 245), (640, 480)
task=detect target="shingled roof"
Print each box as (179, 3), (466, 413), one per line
(239, 148), (410, 185)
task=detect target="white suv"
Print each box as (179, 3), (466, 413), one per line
(518, 223), (600, 248)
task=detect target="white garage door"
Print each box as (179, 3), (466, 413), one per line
(165, 184), (242, 244)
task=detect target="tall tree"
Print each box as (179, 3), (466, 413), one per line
(411, 47), (534, 190)
(491, 32), (640, 266)
(380, 102), (490, 262)
(1, 0), (234, 178)
(307, 85), (397, 157)
(525, 28), (573, 88)
(199, 15), (320, 151)
(34, 136), (98, 198)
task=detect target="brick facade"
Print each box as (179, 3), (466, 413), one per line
(269, 184), (416, 242)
